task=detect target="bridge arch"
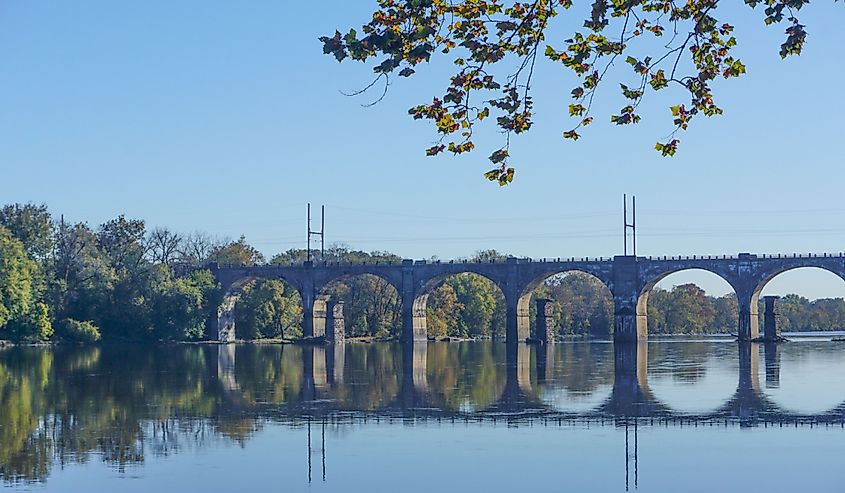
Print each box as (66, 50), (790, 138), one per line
(215, 273), (305, 342)
(517, 269), (614, 340)
(316, 273), (403, 339)
(412, 270), (507, 340)
(751, 265), (845, 336)
(636, 267), (740, 337)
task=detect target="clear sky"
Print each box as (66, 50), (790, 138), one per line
(1, 1), (843, 298)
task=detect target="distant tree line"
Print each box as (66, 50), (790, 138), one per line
(2, 202), (845, 343)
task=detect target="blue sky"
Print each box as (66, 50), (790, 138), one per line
(1, 1), (843, 298)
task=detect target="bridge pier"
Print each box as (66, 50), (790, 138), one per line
(300, 267), (318, 338)
(401, 260), (428, 344)
(310, 298), (329, 339)
(506, 296), (531, 344)
(325, 300), (345, 343)
(737, 295), (761, 341)
(612, 256), (647, 342)
(534, 298), (555, 344)
(401, 297), (428, 344)
(762, 296), (781, 341)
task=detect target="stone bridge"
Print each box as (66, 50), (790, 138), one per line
(209, 252), (845, 343)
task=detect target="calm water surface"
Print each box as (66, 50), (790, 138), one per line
(2, 339), (845, 492)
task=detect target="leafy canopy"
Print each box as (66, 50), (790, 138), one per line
(321, 0), (828, 185)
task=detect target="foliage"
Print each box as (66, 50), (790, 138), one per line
(235, 279), (303, 340)
(538, 271), (614, 337)
(426, 283), (461, 338)
(57, 319), (102, 342)
(766, 293), (845, 332)
(0, 204), (53, 261)
(0, 203), (231, 342)
(0, 227), (40, 340)
(209, 236), (265, 267)
(322, 0), (832, 184)
(4, 303), (53, 342)
(647, 286), (737, 334)
(326, 273), (402, 338)
(152, 269), (220, 340)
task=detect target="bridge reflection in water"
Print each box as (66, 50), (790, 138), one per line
(212, 341), (845, 426)
(1, 341), (844, 487)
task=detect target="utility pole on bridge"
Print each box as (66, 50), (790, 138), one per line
(623, 194), (637, 256)
(307, 203), (325, 262)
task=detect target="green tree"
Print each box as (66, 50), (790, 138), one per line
(0, 226), (36, 329)
(325, 274), (402, 338)
(471, 249), (509, 262)
(0, 227), (52, 341)
(5, 303), (53, 342)
(0, 203), (53, 261)
(426, 283), (461, 338)
(649, 284), (716, 334)
(51, 221), (115, 325)
(209, 236), (265, 267)
(152, 269), (220, 340)
(449, 273), (502, 337)
(322, 1), (830, 184)
(540, 272), (613, 337)
(235, 279), (303, 339)
(96, 216), (153, 339)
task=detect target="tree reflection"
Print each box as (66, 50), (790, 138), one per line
(0, 340), (839, 485)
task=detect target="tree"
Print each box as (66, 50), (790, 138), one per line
(4, 302), (53, 342)
(0, 204), (53, 261)
(179, 231), (221, 266)
(0, 226), (52, 341)
(449, 273), (502, 337)
(147, 227), (183, 267)
(151, 269), (220, 340)
(97, 216), (148, 274)
(325, 274), (402, 338)
(235, 279), (303, 339)
(0, 227), (36, 330)
(208, 236), (265, 267)
(322, 1), (832, 184)
(51, 221), (115, 324)
(543, 272), (613, 336)
(426, 283), (461, 338)
(96, 216), (153, 339)
(471, 249), (509, 262)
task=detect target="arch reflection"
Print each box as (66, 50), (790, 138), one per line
(758, 341), (845, 415)
(644, 342), (740, 414)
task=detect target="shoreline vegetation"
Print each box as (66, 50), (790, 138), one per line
(3, 202), (845, 345)
(7, 331), (845, 348)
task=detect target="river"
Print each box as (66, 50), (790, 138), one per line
(1, 339), (844, 492)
